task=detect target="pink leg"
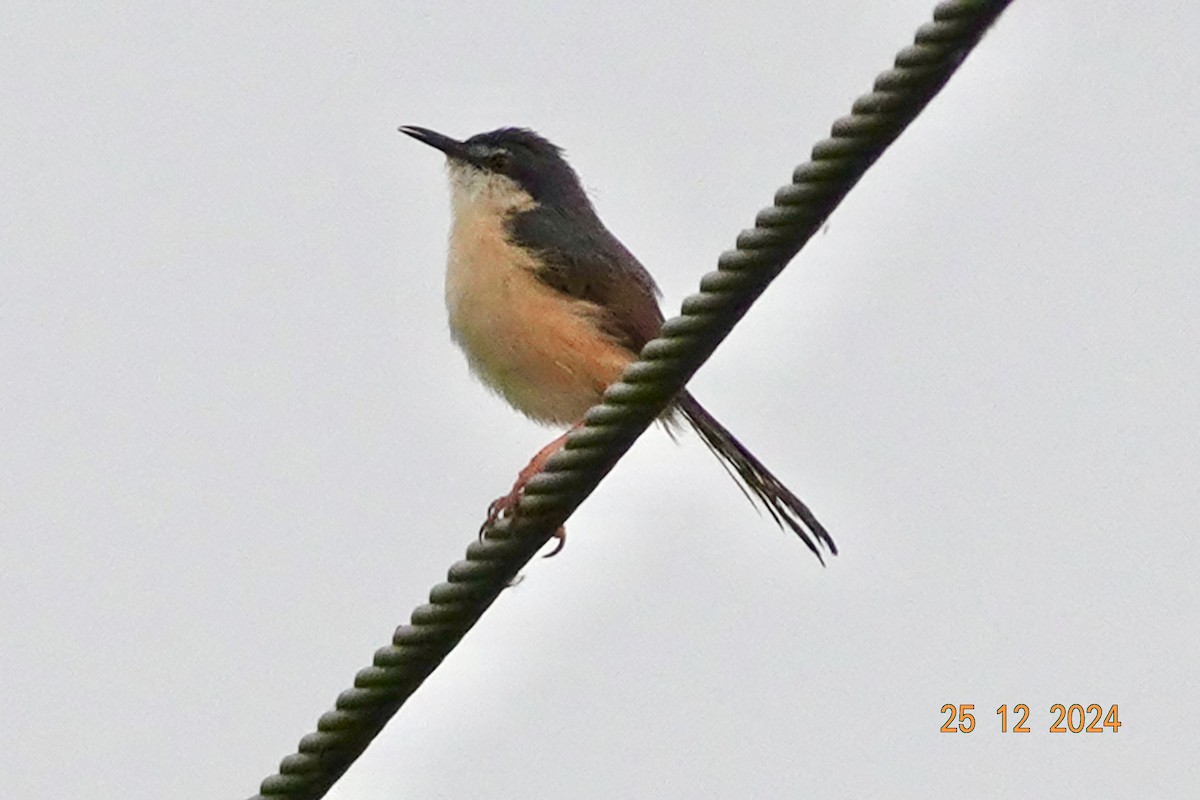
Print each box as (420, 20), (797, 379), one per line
(482, 424), (579, 556)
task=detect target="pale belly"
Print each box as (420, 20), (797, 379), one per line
(444, 220), (632, 426)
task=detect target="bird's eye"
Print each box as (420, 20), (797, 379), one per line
(485, 150), (511, 171)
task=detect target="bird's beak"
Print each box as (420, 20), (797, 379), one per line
(398, 125), (471, 161)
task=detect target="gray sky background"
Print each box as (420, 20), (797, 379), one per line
(3, 2), (1198, 798)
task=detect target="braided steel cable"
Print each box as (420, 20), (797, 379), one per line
(250, 2), (1013, 797)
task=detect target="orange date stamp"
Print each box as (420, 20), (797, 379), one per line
(939, 703), (1122, 733)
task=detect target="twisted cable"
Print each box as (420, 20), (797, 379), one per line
(251, 2), (1013, 797)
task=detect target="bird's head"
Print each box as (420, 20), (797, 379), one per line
(399, 125), (591, 217)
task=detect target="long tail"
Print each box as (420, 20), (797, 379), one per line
(677, 392), (837, 564)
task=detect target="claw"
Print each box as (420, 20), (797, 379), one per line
(541, 527), (567, 558)
(480, 485), (523, 535)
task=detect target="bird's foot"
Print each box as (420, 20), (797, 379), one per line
(482, 484), (524, 529)
(479, 426), (577, 556)
(480, 485), (568, 557)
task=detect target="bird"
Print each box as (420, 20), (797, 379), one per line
(398, 125), (836, 562)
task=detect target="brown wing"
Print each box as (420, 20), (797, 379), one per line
(508, 206), (664, 354)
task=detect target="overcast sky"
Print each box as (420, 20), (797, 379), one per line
(3, 1), (1198, 798)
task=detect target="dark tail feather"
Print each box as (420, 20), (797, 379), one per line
(677, 393), (837, 564)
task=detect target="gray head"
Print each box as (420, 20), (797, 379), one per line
(399, 125), (592, 214)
